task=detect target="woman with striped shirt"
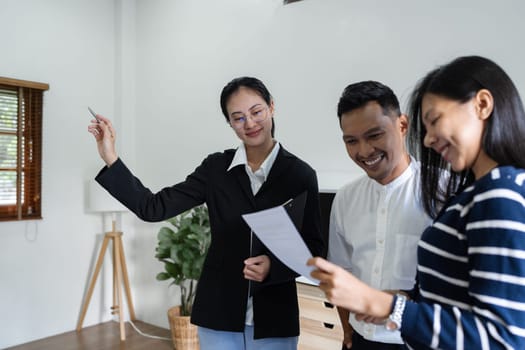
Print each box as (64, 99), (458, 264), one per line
(308, 55), (525, 349)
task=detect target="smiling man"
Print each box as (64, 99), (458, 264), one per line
(328, 81), (431, 350)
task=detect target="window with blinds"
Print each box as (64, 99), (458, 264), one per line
(0, 77), (48, 221)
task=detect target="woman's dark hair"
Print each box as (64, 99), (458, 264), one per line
(337, 80), (401, 122)
(220, 76), (275, 137)
(408, 55), (525, 218)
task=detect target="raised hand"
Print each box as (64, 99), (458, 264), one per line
(87, 114), (118, 166)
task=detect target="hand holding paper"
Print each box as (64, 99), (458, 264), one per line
(242, 205), (318, 285)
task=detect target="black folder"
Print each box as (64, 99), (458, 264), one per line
(249, 191), (307, 258)
(283, 191), (307, 232)
(248, 191), (309, 295)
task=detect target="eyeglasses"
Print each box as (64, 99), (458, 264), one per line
(229, 106), (269, 130)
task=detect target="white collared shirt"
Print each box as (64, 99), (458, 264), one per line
(328, 158), (431, 344)
(228, 141), (280, 325)
(227, 141), (280, 194)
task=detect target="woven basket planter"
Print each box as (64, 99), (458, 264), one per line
(167, 306), (200, 350)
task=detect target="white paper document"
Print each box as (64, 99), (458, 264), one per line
(242, 206), (318, 285)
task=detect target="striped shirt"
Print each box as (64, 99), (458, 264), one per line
(402, 166), (525, 349)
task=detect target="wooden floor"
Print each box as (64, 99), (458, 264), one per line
(6, 321), (174, 350)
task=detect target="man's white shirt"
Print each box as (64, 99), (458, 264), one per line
(328, 158), (431, 344)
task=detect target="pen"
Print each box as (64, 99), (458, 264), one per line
(88, 106), (100, 123)
(282, 197), (293, 206)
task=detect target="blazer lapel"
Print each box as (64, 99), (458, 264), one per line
(257, 146), (293, 196)
(230, 165), (257, 209)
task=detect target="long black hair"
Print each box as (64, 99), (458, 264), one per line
(408, 55), (525, 218)
(220, 76), (275, 137)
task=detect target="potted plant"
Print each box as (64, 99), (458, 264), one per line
(155, 205), (211, 350)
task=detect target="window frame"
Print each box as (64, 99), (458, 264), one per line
(0, 76), (48, 222)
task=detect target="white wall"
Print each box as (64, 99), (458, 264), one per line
(2, 0), (525, 347)
(0, 0), (123, 348)
(133, 0), (525, 188)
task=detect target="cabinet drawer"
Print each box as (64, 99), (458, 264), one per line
(297, 282), (343, 350)
(298, 297), (340, 325)
(299, 318), (343, 350)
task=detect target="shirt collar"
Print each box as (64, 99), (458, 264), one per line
(371, 155), (417, 192)
(227, 141), (281, 177)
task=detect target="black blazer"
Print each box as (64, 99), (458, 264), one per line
(96, 145), (324, 339)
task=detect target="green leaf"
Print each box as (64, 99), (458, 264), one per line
(156, 272), (171, 281)
(170, 245), (182, 265)
(182, 261), (191, 278)
(155, 245), (170, 258)
(165, 261), (180, 277)
(157, 227), (174, 241)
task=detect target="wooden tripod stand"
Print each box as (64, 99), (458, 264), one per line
(77, 220), (136, 341)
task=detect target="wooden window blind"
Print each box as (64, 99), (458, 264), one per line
(0, 77), (48, 221)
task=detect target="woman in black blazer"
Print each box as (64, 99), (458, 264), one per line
(88, 77), (324, 350)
